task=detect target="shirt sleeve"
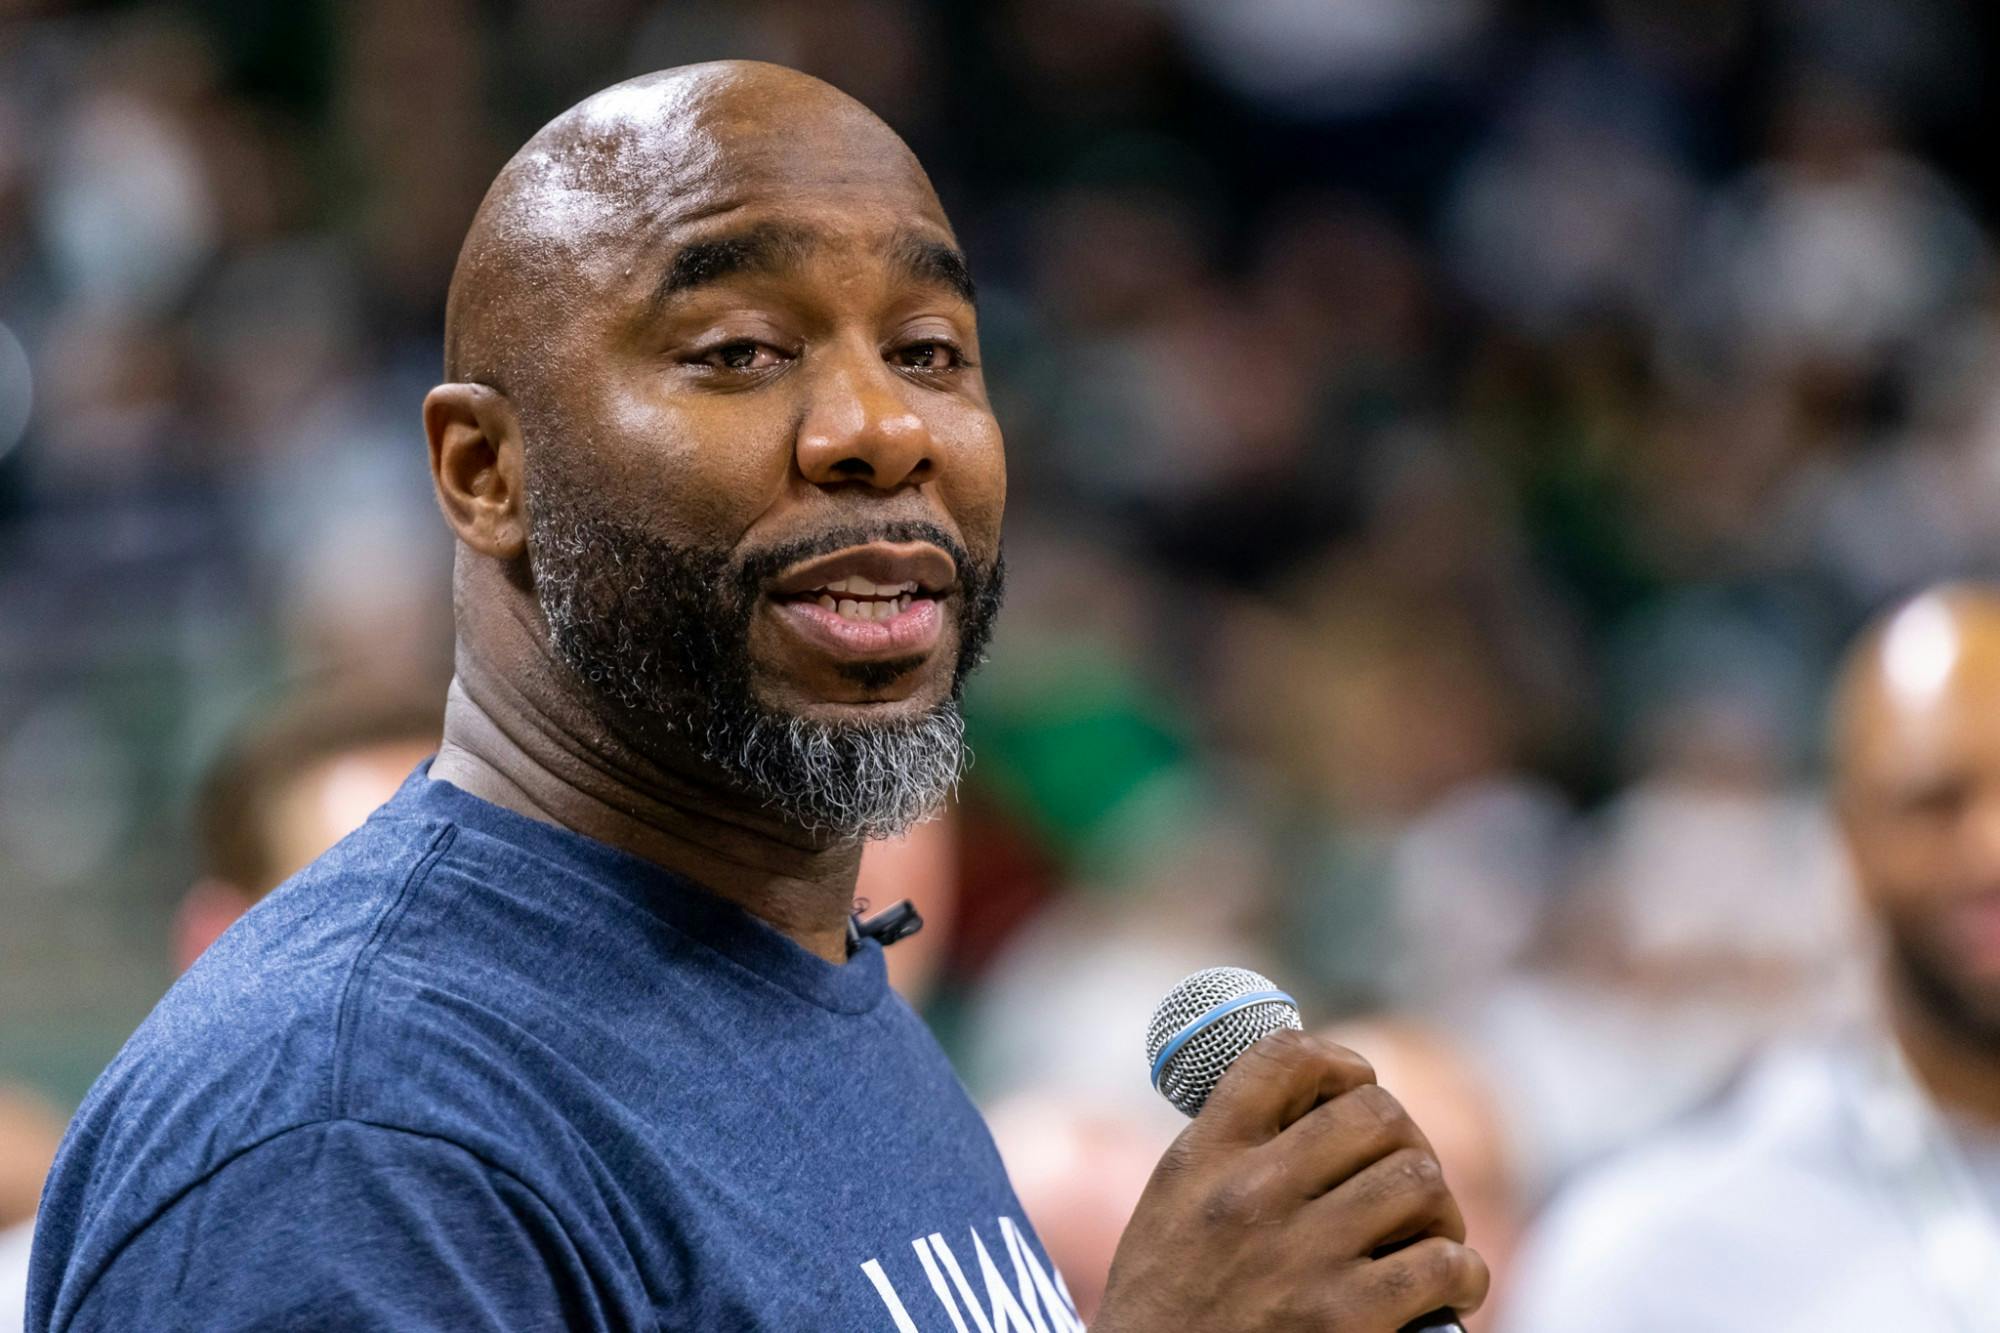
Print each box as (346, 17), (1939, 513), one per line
(59, 1119), (609, 1333)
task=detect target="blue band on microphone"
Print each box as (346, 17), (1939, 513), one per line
(1149, 989), (1297, 1091)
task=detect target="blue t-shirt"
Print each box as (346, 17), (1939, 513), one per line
(29, 768), (1079, 1331)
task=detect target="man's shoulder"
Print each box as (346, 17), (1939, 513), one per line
(30, 806), (606, 1327)
(30, 1116), (602, 1331)
(61, 816), (455, 1129)
(91, 800), (586, 1152)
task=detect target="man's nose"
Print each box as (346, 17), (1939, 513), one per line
(795, 348), (938, 491)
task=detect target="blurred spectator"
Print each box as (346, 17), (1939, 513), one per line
(1504, 587), (2000, 1330)
(1322, 1019), (1524, 1332)
(174, 686), (442, 972)
(984, 1091), (1169, 1324)
(1223, 517), (1574, 1013)
(1472, 590), (1863, 1190)
(1671, 73), (1989, 384)
(0, 1085), (65, 1331)
(963, 804), (1273, 1110)
(856, 806), (960, 1009)
(1171, 0), (1491, 118)
(1442, 50), (1698, 338)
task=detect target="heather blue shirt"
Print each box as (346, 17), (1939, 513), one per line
(29, 767), (1078, 1331)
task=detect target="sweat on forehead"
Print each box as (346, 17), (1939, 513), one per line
(443, 60), (940, 388)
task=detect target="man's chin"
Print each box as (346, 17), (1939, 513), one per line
(716, 691), (969, 842)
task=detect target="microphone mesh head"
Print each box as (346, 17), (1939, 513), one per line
(1146, 966), (1302, 1118)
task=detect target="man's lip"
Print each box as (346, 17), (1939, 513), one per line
(772, 596), (945, 661)
(768, 541), (957, 599)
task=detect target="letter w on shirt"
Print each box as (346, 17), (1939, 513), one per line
(862, 1215), (1083, 1333)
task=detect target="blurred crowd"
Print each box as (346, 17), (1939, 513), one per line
(6, 0), (2000, 1325)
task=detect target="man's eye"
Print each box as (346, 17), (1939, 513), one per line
(894, 341), (962, 372)
(702, 341), (785, 372)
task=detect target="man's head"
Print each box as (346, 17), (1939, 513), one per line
(1834, 587), (2000, 1046)
(424, 62), (1005, 842)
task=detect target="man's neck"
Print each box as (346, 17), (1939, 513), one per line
(429, 660), (864, 966)
(1888, 978), (2000, 1128)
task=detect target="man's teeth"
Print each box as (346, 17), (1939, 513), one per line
(812, 593), (915, 620)
(817, 575), (918, 596)
(799, 575), (922, 621)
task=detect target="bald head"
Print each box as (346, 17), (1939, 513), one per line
(445, 61), (949, 399)
(1834, 586), (2000, 1046)
(1834, 586), (2000, 793)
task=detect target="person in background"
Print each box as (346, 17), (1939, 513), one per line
(0, 687), (440, 1323)
(1322, 1019), (1523, 1332)
(1504, 585), (2000, 1331)
(983, 1092), (1170, 1324)
(0, 1087), (65, 1331)
(173, 686), (443, 972)
(854, 805), (958, 1007)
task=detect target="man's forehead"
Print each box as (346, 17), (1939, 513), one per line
(444, 62), (950, 383)
(503, 71), (946, 253)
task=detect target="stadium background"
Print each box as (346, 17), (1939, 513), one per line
(4, 0), (1999, 1319)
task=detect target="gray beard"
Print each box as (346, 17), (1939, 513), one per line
(526, 493), (988, 844)
(712, 707), (968, 843)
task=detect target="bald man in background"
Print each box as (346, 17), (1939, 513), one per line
(1506, 585), (2000, 1331)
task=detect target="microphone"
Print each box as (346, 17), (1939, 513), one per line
(1145, 967), (1467, 1333)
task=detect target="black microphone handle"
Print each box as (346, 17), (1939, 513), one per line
(1403, 1310), (1465, 1332)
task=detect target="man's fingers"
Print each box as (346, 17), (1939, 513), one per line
(1356, 1237), (1490, 1325)
(1306, 1146), (1467, 1257)
(1261, 1081), (1428, 1198)
(1192, 1030), (1376, 1144)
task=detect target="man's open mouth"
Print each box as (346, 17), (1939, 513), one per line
(787, 574), (922, 622)
(769, 541), (956, 620)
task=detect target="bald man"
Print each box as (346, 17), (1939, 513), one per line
(28, 64), (1484, 1331)
(1504, 585), (2000, 1332)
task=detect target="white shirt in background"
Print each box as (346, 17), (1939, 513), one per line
(1502, 1038), (2000, 1333)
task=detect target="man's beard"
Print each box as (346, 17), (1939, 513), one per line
(1886, 919), (2000, 1054)
(524, 483), (1003, 844)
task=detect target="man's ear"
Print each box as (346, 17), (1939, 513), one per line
(424, 382), (528, 561)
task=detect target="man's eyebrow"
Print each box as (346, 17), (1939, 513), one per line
(650, 222), (817, 309)
(887, 232), (977, 306)
(646, 223), (977, 312)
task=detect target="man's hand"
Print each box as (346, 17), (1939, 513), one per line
(1095, 1031), (1489, 1331)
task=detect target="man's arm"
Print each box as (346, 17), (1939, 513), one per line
(47, 1120), (610, 1332)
